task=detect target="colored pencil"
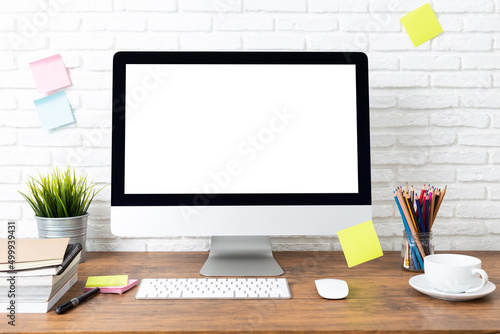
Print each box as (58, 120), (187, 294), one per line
(425, 194), (430, 232)
(431, 185), (446, 229)
(405, 195), (419, 233)
(424, 194), (429, 232)
(404, 239), (410, 268)
(415, 194), (425, 233)
(393, 191), (422, 270)
(419, 185), (425, 206)
(429, 188), (436, 226)
(410, 185), (414, 206)
(433, 189), (440, 221)
(396, 189), (426, 262)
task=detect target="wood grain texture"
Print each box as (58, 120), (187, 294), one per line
(3, 251), (499, 333)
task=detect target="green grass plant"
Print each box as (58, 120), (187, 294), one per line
(19, 167), (106, 218)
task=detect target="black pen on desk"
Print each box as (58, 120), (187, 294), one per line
(55, 287), (100, 314)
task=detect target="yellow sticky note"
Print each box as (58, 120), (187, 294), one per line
(337, 220), (383, 268)
(85, 275), (128, 288)
(400, 3), (443, 47)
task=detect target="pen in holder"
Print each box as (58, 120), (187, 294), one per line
(393, 184), (445, 272)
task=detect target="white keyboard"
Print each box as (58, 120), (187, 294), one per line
(136, 278), (291, 299)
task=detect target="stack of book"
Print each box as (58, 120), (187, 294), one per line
(0, 238), (82, 313)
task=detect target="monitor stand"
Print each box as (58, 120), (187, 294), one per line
(200, 236), (284, 276)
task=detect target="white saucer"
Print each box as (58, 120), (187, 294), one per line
(409, 274), (496, 301)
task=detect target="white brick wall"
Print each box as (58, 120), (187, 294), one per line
(0, 0), (499, 252)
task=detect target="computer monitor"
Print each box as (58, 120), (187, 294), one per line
(111, 51), (372, 276)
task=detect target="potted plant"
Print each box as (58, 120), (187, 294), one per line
(19, 167), (106, 262)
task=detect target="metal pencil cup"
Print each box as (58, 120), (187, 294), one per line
(36, 213), (89, 262)
(401, 231), (433, 272)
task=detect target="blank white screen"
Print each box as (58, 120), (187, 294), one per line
(124, 64), (358, 194)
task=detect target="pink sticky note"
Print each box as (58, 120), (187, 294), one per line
(29, 54), (71, 93)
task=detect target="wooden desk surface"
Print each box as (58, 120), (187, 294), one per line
(4, 251), (500, 333)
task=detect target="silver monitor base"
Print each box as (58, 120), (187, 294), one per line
(200, 236), (284, 276)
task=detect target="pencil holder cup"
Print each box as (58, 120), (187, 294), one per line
(401, 231), (433, 272)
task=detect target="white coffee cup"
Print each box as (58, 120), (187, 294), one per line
(424, 254), (489, 294)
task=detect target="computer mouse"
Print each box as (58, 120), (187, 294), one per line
(314, 279), (349, 299)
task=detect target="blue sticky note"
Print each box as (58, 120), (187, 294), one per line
(34, 91), (74, 130)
